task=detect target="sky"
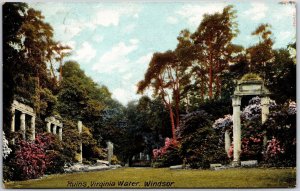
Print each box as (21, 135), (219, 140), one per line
(29, 0), (296, 106)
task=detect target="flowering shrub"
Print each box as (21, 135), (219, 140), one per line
(266, 137), (284, 157)
(8, 133), (67, 180)
(3, 132), (12, 159)
(212, 114), (232, 130)
(152, 138), (177, 159)
(11, 140), (47, 180)
(152, 138), (181, 167)
(241, 96), (276, 120)
(262, 100), (296, 167)
(287, 101), (296, 115)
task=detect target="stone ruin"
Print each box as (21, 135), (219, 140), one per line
(229, 77), (271, 166)
(45, 116), (63, 140)
(10, 100), (63, 143)
(11, 100), (36, 143)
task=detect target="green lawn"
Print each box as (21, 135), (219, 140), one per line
(4, 167), (296, 189)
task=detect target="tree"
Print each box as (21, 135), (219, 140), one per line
(190, 5), (241, 99)
(246, 24), (274, 76)
(138, 51), (183, 140)
(3, 2), (28, 134)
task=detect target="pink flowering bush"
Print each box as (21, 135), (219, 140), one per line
(11, 140), (47, 180)
(266, 137), (284, 157)
(8, 133), (66, 180)
(152, 137), (181, 167)
(262, 100), (296, 166)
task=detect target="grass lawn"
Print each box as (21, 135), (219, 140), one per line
(4, 167), (296, 189)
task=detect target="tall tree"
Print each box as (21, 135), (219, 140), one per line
(246, 24), (274, 77)
(191, 5), (240, 99)
(3, 2), (28, 134)
(137, 51), (182, 140)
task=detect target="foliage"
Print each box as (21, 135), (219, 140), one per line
(3, 132), (12, 159)
(152, 138), (181, 167)
(240, 73), (262, 81)
(212, 114), (232, 130)
(263, 101), (296, 167)
(179, 111), (228, 169)
(111, 155), (121, 165)
(10, 140), (47, 180)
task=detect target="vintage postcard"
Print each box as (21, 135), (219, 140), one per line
(2, 0), (296, 189)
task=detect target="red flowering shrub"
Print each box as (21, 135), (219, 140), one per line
(11, 140), (47, 180)
(152, 138), (177, 159)
(9, 133), (67, 180)
(152, 138), (181, 167)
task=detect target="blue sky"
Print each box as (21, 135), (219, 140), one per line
(29, 1), (296, 105)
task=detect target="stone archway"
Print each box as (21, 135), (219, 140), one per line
(231, 75), (271, 166)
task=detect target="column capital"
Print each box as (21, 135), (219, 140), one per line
(232, 96), (241, 106)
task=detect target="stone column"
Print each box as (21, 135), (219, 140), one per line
(232, 96), (241, 166)
(30, 116), (35, 141)
(146, 154), (150, 161)
(224, 130), (231, 156)
(58, 127), (63, 141)
(78, 121), (83, 163)
(46, 122), (51, 133)
(261, 97), (270, 146)
(140, 152), (143, 160)
(107, 141), (114, 165)
(53, 125), (57, 135)
(11, 108), (15, 144)
(20, 113), (26, 140)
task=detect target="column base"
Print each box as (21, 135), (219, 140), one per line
(231, 160), (240, 167)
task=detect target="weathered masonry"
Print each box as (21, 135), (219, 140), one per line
(45, 116), (63, 140)
(230, 77), (271, 166)
(11, 100), (36, 143)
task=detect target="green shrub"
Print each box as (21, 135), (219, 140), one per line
(111, 155), (121, 165)
(179, 111), (229, 169)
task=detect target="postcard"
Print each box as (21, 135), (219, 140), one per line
(2, 0), (296, 189)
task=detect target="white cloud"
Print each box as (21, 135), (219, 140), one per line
(176, 3), (225, 27)
(278, 31), (292, 41)
(112, 86), (140, 105)
(122, 23), (136, 34)
(274, 5), (295, 21)
(92, 40), (139, 73)
(88, 6), (141, 28)
(136, 53), (153, 65)
(93, 9), (120, 27)
(93, 35), (104, 43)
(244, 2), (269, 21)
(30, 2), (70, 18)
(166, 16), (178, 24)
(72, 42), (96, 62)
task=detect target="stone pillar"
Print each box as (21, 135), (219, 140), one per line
(140, 152), (143, 160)
(232, 96), (241, 166)
(146, 154), (150, 161)
(11, 108), (15, 144)
(78, 121), (83, 163)
(224, 130), (231, 156)
(20, 113), (26, 140)
(107, 141), (114, 165)
(261, 97), (270, 146)
(30, 116), (35, 141)
(58, 127), (63, 141)
(46, 122), (51, 133)
(53, 125), (57, 135)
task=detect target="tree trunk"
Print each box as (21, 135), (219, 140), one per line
(168, 104), (176, 140)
